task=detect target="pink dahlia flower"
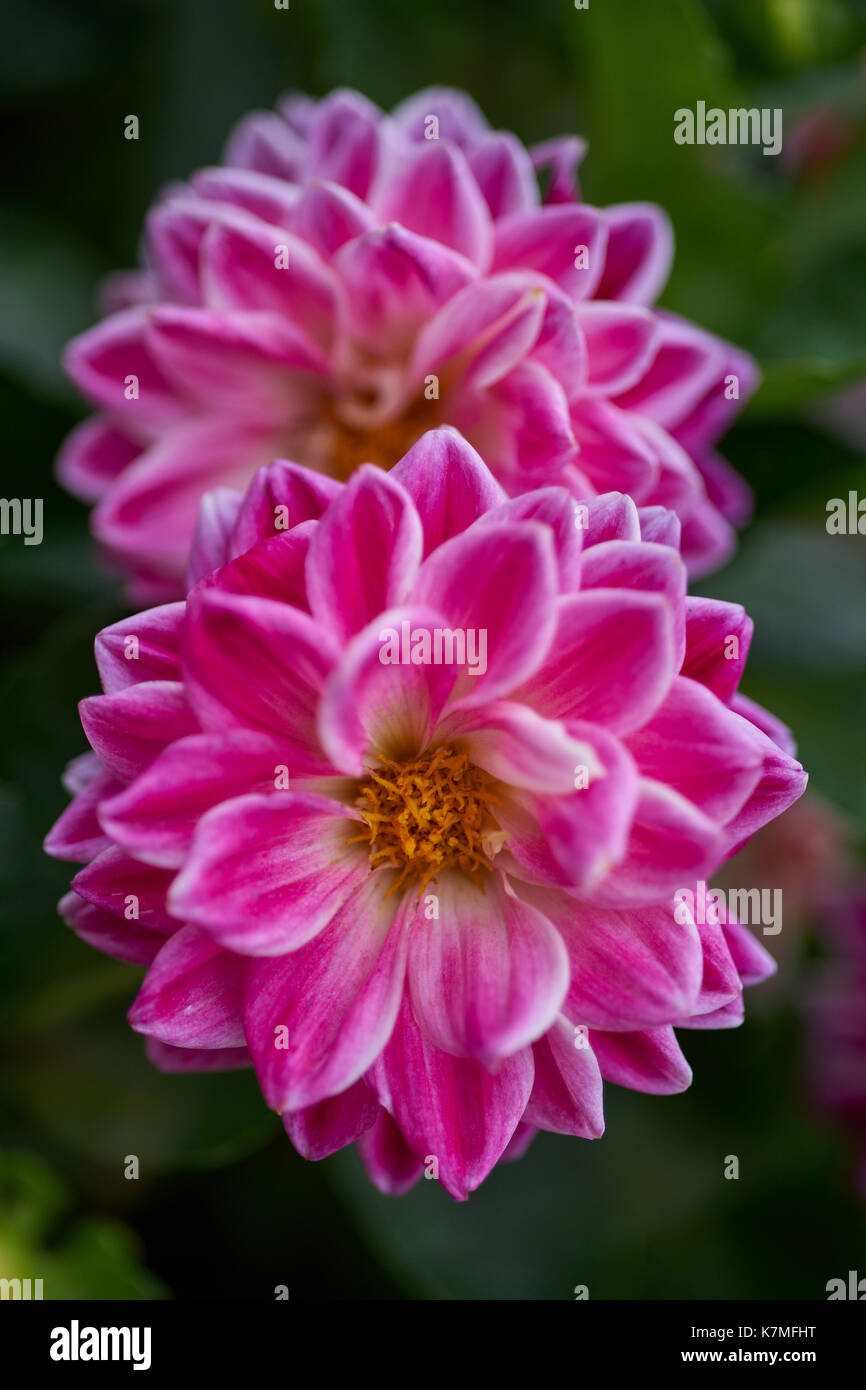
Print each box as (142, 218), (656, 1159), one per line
(59, 86), (755, 602)
(46, 429), (804, 1199)
(809, 882), (866, 1199)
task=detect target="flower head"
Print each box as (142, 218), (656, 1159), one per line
(46, 428), (805, 1198)
(60, 87), (755, 601)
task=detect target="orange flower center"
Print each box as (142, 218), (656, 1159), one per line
(326, 394), (441, 481)
(351, 746), (500, 896)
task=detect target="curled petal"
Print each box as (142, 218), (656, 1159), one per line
(525, 1017), (605, 1137)
(588, 1025), (692, 1094)
(284, 1080), (379, 1161)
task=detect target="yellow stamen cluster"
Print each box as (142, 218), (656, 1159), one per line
(350, 746), (500, 897)
(328, 397), (439, 480)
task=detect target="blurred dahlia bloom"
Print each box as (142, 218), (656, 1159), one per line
(59, 86), (755, 601)
(713, 791), (851, 991)
(809, 882), (866, 1199)
(45, 428), (805, 1199)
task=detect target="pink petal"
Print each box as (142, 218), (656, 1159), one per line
(61, 750), (104, 796)
(56, 418), (139, 503)
(589, 1025), (692, 1094)
(201, 221), (337, 351)
(596, 203), (674, 305)
(724, 918), (777, 986)
(625, 676), (766, 823)
(99, 729), (310, 869)
(80, 681), (198, 781)
(510, 720), (640, 891)
(64, 308), (188, 434)
(583, 491), (642, 545)
(190, 166), (302, 227)
(730, 692), (797, 758)
(44, 767), (120, 863)
(374, 141), (493, 268)
(357, 1108), (424, 1195)
(187, 487), (243, 587)
(290, 179), (378, 259)
(518, 588), (676, 736)
(525, 1017), (605, 1137)
(529, 284), (589, 397)
(634, 416), (704, 516)
(317, 606), (459, 775)
(492, 206), (607, 299)
(579, 537), (686, 609)
(578, 537), (686, 669)
(588, 779), (721, 906)
(681, 598), (752, 703)
(477, 486), (584, 590)
(690, 914), (743, 1018)
(411, 519), (559, 707)
(390, 426), (506, 557)
(244, 873), (408, 1109)
(183, 589), (337, 743)
(223, 110), (306, 181)
(615, 313), (727, 432)
(229, 457), (340, 557)
(530, 136), (586, 203)
(437, 700), (603, 793)
(468, 359), (577, 488)
(722, 729), (808, 852)
(146, 306), (328, 415)
(411, 274), (546, 392)
(284, 1080), (379, 1160)
(674, 348), (759, 457)
(500, 1121), (537, 1162)
(129, 925), (245, 1048)
(390, 87), (489, 148)
(59, 890), (166, 967)
(334, 223), (477, 354)
(569, 400), (659, 502)
(407, 872), (569, 1064)
(145, 195), (224, 305)
(145, 1038), (251, 1073)
(468, 132), (539, 218)
(95, 602), (185, 693)
(369, 997), (534, 1200)
(679, 500), (738, 580)
(696, 449), (754, 528)
(72, 846), (176, 932)
(99, 269), (158, 313)
(170, 791), (367, 955)
(638, 505), (681, 550)
(276, 92), (318, 136)
(557, 897), (704, 1030)
(93, 421), (281, 582)
(208, 527), (314, 609)
(306, 465), (423, 643)
(305, 89), (385, 199)
(678, 995), (744, 1030)
(577, 301), (659, 396)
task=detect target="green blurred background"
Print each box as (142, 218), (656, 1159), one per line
(1, 0), (866, 1299)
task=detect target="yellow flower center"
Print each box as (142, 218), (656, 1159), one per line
(351, 745), (500, 896)
(326, 394), (441, 480)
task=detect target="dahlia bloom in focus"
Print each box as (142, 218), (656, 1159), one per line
(59, 86), (755, 601)
(45, 427), (805, 1198)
